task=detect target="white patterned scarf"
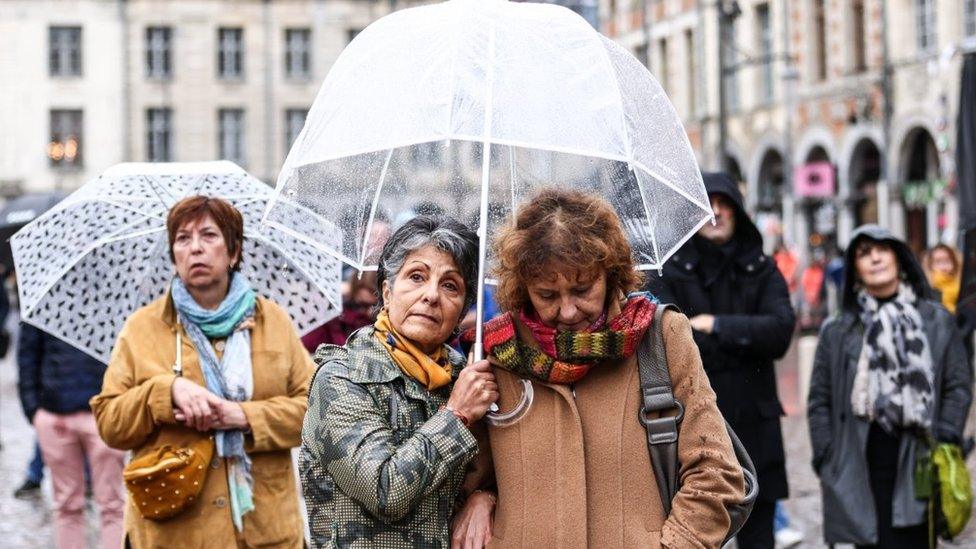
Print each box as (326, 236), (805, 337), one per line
(852, 282), (934, 435)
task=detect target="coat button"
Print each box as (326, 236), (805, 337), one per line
(214, 496), (227, 508)
(685, 263), (693, 271)
(211, 457), (220, 469)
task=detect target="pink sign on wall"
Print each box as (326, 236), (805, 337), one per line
(794, 162), (835, 197)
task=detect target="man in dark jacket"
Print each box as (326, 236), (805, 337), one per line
(646, 172), (795, 548)
(17, 323), (125, 548)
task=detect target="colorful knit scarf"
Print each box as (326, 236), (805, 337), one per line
(374, 309), (454, 390)
(480, 293), (656, 384)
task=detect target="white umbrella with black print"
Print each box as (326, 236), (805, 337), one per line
(11, 161), (342, 363)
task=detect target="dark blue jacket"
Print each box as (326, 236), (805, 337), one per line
(17, 323), (106, 421)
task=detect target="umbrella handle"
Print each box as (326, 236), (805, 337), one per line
(483, 379), (534, 427)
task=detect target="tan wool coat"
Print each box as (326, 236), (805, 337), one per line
(90, 295), (315, 549)
(482, 309), (745, 549)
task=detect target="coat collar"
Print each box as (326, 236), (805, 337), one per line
(329, 326), (465, 399)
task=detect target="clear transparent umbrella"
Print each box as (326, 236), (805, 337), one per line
(13, 161), (342, 363)
(262, 0), (712, 420)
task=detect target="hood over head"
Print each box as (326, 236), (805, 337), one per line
(841, 224), (933, 310)
(700, 171), (763, 248)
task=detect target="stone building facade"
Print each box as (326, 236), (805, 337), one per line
(0, 0), (411, 193)
(602, 0), (976, 258)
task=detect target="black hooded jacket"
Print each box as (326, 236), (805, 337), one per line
(645, 172), (795, 502)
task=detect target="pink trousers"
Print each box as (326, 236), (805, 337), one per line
(34, 409), (126, 549)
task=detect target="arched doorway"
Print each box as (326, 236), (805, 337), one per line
(756, 149), (785, 251)
(798, 146), (837, 252)
(848, 139), (882, 226)
(898, 128), (941, 256)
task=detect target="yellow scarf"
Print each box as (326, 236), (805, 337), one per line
(374, 309), (453, 390)
(931, 271), (961, 314)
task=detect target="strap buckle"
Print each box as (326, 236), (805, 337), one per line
(638, 400), (684, 445)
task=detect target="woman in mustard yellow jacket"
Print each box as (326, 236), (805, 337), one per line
(91, 196), (314, 548)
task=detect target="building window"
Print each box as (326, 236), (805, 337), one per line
(49, 110), (83, 168)
(218, 27), (244, 79)
(49, 26), (82, 77)
(757, 3), (773, 103)
(146, 26), (172, 79)
(284, 28), (311, 79)
(915, 0), (936, 53)
(724, 19), (740, 111)
(146, 108), (172, 162)
(219, 109), (246, 166)
(685, 29), (697, 116)
(658, 38), (669, 97)
(964, 0), (975, 38)
(851, 0), (867, 72)
(813, 0), (827, 81)
(284, 109), (308, 156)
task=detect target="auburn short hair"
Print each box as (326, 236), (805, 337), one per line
(493, 188), (643, 312)
(166, 196), (245, 271)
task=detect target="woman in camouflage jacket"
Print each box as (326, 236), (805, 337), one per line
(300, 216), (498, 548)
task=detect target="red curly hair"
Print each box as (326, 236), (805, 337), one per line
(493, 188), (643, 312)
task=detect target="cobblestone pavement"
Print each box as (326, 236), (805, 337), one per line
(0, 331), (973, 548)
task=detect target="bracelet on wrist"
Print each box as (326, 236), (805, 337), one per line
(443, 405), (471, 427)
(473, 489), (497, 506)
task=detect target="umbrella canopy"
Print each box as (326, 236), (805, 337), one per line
(13, 161), (342, 363)
(0, 192), (66, 272)
(266, 0), (710, 269)
(263, 0), (711, 375)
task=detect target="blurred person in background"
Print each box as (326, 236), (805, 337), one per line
(807, 225), (972, 548)
(923, 243), (962, 314)
(18, 323), (125, 549)
(646, 172), (795, 549)
(302, 270), (378, 353)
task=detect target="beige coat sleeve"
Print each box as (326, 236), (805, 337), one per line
(660, 311), (746, 549)
(90, 325), (177, 451)
(240, 323), (315, 453)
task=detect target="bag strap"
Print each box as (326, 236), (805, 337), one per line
(637, 303), (683, 516)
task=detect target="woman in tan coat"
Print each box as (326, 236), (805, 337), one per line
(452, 189), (745, 548)
(90, 196), (314, 548)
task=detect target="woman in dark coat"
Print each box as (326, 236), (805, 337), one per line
(807, 224), (972, 548)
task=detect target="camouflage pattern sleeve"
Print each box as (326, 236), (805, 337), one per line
(305, 367), (478, 523)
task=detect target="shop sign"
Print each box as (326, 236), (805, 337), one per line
(794, 162), (835, 197)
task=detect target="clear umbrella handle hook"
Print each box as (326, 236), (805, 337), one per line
(483, 379), (534, 427)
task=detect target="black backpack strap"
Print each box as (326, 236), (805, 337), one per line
(637, 303), (683, 516)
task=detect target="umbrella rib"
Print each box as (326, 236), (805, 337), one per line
(245, 232), (343, 312)
(632, 168), (661, 268)
(634, 213), (712, 271)
(263, 218), (372, 272)
(633, 160), (713, 214)
(358, 148), (395, 268)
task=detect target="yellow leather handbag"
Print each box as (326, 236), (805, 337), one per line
(123, 436), (214, 520)
(122, 324), (214, 520)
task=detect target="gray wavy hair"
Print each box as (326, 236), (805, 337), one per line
(375, 215), (480, 313)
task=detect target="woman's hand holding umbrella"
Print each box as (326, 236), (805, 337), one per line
(445, 357), (498, 425)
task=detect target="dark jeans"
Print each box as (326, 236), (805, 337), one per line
(736, 498), (776, 549)
(26, 440), (44, 483)
(854, 425), (930, 549)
